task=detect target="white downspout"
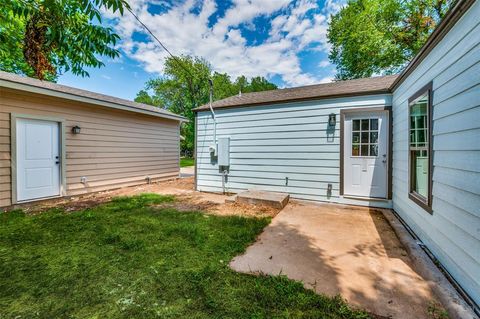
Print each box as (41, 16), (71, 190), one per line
(208, 79), (217, 154)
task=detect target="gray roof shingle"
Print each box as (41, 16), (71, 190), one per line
(194, 75), (398, 111)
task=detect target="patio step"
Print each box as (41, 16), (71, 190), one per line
(225, 195), (237, 203)
(235, 190), (290, 209)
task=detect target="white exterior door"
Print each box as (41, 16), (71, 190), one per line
(16, 118), (61, 201)
(343, 111), (388, 199)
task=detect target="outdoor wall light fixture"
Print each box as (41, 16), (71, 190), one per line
(71, 125), (81, 134)
(328, 113), (336, 126)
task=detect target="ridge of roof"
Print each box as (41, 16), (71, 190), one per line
(194, 75), (398, 111)
(0, 71), (186, 122)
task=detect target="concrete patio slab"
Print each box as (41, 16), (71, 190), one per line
(230, 201), (442, 318)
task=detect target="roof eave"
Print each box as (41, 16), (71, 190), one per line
(0, 78), (187, 122)
(193, 88), (392, 112)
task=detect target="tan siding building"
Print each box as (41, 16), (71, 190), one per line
(0, 72), (184, 207)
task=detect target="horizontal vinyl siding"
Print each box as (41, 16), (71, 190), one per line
(392, 0), (480, 305)
(0, 111), (10, 207)
(0, 88), (180, 206)
(196, 94), (391, 203)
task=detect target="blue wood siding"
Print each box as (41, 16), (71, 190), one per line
(196, 94), (391, 203)
(391, 0), (480, 305)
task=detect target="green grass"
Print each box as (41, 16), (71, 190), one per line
(0, 194), (370, 319)
(180, 157), (195, 167)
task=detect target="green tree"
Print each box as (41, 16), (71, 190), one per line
(327, 0), (452, 80)
(0, 0), (129, 80)
(247, 76), (277, 93)
(135, 89), (163, 107)
(135, 55), (277, 154)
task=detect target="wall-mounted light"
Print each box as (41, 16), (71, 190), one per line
(71, 125), (81, 134)
(328, 113), (336, 126)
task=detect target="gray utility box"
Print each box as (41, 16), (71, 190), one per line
(217, 137), (230, 166)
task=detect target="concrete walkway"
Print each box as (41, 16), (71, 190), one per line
(180, 166), (194, 178)
(230, 201), (441, 318)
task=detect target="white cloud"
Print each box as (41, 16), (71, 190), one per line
(318, 60), (331, 68)
(108, 0), (345, 87)
(213, 0), (290, 36)
(319, 75), (334, 83)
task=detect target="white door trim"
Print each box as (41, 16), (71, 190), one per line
(340, 107), (391, 200)
(11, 113), (67, 204)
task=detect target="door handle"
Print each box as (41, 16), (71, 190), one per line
(382, 154), (387, 164)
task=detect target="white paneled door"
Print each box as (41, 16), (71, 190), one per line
(16, 118), (61, 201)
(344, 111), (388, 199)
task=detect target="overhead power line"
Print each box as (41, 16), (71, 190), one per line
(125, 7), (197, 83)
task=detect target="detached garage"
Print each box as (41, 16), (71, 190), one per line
(0, 71), (185, 208)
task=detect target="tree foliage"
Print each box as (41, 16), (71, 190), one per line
(135, 56), (277, 154)
(327, 0), (452, 80)
(0, 0), (129, 80)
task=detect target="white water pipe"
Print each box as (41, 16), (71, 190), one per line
(208, 79), (217, 152)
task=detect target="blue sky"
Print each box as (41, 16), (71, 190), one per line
(58, 0), (343, 100)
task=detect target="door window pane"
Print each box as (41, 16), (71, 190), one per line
(361, 119), (369, 130)
(353, 120), (360, 131)
(361, 145), (368, 156)
(352, 132), (360, 143)
(351, 117), (380, 157)
(369, 144), (378, 156)
(352, 144), (359, 156)
(361, 132), (369, 143)
(370, 132), (378, 144)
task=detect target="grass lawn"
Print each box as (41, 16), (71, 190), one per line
(0, 194), (370, 319)
(180, 157), (194, 167)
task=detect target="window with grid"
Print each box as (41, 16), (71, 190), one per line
(351, 118), (379, 157)
(409, 87), (432, 211)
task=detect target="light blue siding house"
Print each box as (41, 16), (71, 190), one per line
(197, 89), (395, 207)
(390, 0), (480, 308)
(194, 0), (479, 312)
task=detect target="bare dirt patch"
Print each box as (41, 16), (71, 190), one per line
(153, 199), (279, 218)
(9, 177), (279, 218)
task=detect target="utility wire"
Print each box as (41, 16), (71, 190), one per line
(125, 6), (199, 86)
